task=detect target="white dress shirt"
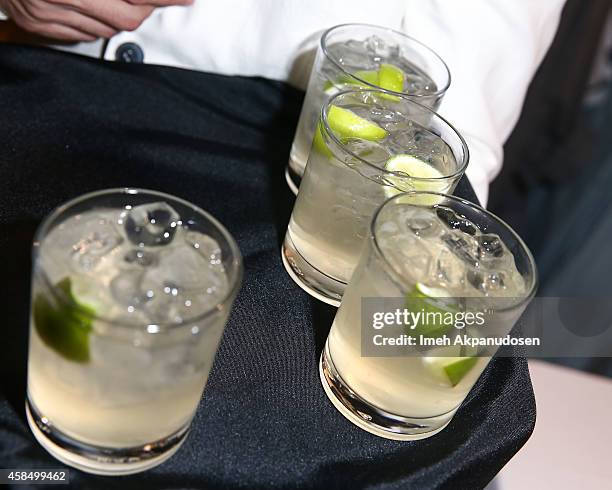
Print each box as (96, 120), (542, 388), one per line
(1, 0), (567, 205)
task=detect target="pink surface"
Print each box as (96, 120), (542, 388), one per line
(495, 360), (612, 488)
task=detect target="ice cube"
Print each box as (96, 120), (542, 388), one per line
(343, 138), (391, 166)
(433, 248), (465, 287)
(370, 107), (406, 133)
(377, 219), (400, 237)
(390, 126), (453, 174)
(467, 270), (506, 294)
(403, 248), (432, 281)
(110, 270), (148, 308)
(140, 239), (229, 323)
(71, 218), (122, 271)
(144, 246), (211, 292)
(124, 202), (180, 247)
(436, 206), (461, 229)
(185, 231), (222, 266)
(366, 35), (387, 54)
(123, 249), (158, 267)
(442, 231), (479, 267)
(144, 285), (226, 324)
(331, 40), (378, 71)
(379, 231), (433, 283)
(405, 209), (440, 238)
(457, 219), (479, 236)
(475, 234), (505, 260)
(387, 127), (419, 151)
(364, 35), (399, 60)
(436, 207), (479, 235)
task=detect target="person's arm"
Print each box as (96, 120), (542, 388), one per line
(402, 0), (566, 206)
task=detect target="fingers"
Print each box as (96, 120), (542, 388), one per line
(3, 0), (194, 42)
(32, 22), (97, 41)
(24, 0), (119, 38)
(51, 11), (119, 39)
(18, 18), (97, 41)
(5, 0), (92, 40)
(52, 0), (156, 32)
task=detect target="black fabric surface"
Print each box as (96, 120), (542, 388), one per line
(0, 45), (535, 489)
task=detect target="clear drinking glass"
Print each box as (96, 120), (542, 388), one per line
(26, 189), (242, 475)
(282, 89), (468, 306)
(286, 23), (451, 194)
(320, 191), (538, 440)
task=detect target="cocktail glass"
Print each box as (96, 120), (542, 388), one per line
(320, 191), (537, 440)
(287, 23), (450, 194)
(26, 188), (242, 475)
(283, 89), (468, 306)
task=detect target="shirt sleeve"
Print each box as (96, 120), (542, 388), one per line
(401, 0), (566, 206)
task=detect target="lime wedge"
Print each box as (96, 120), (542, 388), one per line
(405, 283), (456, 338)
(384, 154), (449, 205)
(410, 282), (480, 386)
(386, 154), (445, 180)
(379, 63), (405, 92)
(423, 355), (478, 387)
(444, 357), (478, 386)
(351, 69), (379, 86)
(33, 277), (94, 363)
(378, 63), (405, 101)
(312, 121), (333, 157)
(327, 105), (388, 141)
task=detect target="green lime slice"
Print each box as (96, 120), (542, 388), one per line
(405, 283), (456, 338)
(409, 282), (479, 386)
(444, 357), (478, 386)
(351, 69), (379, 86)
(379, 63), (405, 91)
(378, 63), (405, 101)
(33, 277), (94, 363)
(423, 354), (478, 387)
(312, 120), (333, 157)
(421, 325), (480, 386)
(327, 105), (388, 141)
(384, 154), (449, 205)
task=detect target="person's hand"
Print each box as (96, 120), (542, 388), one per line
(0, 0), (193, 42)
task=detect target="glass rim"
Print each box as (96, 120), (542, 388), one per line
(33, 187), (243, 331)
(370, 191), (539, 311)
(320, 88), (470, 182)
(321, 23), (451, 97)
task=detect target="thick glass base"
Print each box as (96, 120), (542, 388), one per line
(284, 164), (302, 196)
(26, 399), (188, 475)
(281, 234), (344, 307)
(319, 343), (456, 441)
